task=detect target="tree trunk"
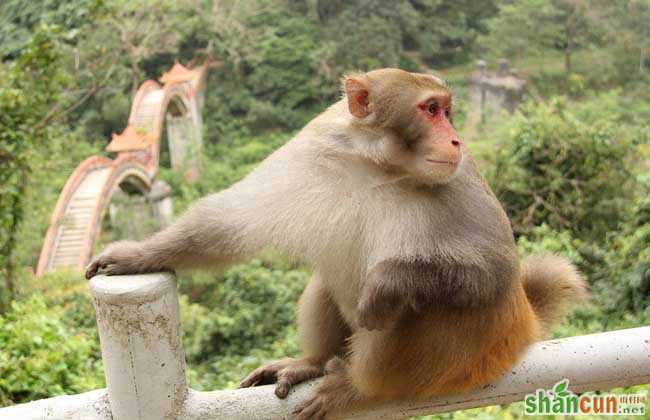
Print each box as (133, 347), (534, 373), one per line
(564, 46), (572, 74)
(1, 172), (25, 307)
(131, 62), (141, 95)
(564, 24), (575, 74)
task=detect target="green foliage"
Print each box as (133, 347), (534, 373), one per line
(178, 260), (308, 389)
(180, 260), (308, 362)
(489, 96), (636, 242)
(516, 224), (583, 266)
(318, 1), (419, 72)
(0, 0), (104, 59)
(0, 26), (71, 306)
(478, 90), (649, 340)
(408, 0), (499, 65)
(480, 0), (650, 80)
(0, 295), (104, 405)
(95, 192), (160, 252)
(590, 192), (650, 324)
(589, 0), (650, 77)
(15, 268), (99, 328)
(197, 0), (501, 140)
(479, 0), (591, 74)
(480, 0), (569, 58)
(208, 10), (323, 135)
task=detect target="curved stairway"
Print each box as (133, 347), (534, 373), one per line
(36, 62), (208, 276)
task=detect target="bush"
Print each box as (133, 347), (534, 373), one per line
(0, 295), (104, 405)
(178, 260), (308, 390)
(516, 224), (583, 266)
(488, 96), (636, 242)
(180, 260), (308, 362)
(590, 190), (650, 324)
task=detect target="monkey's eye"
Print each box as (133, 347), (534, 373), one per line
(427, 101), (439, 115)
(445, 107), (451, 119)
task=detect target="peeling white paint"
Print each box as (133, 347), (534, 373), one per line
(0, 389), (111, 419)
(91, 273), (187, 420)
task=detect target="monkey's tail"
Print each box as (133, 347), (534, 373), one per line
(520, 253), (589, 336)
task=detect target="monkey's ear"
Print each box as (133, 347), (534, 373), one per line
(344, 76), (371, 118)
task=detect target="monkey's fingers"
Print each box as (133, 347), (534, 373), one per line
(274, 364), (322, 398)
(275, 377), (292, 398)
(239, 365), (280, 388)
(85, 260), (103, 280)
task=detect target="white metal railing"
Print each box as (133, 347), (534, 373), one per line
(1, 272), (649, 419)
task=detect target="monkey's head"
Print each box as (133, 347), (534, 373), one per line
(344, 68), (463, 185)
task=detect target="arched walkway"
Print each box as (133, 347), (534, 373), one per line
(36, 62), (208, 276)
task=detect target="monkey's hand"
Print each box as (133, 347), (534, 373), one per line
(357, 279), (407, 331)
(85, 240), (165, 279)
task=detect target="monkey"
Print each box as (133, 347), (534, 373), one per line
(86, 68), (587, 419)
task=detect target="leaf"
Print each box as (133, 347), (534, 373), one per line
(553, 379), (569, 396)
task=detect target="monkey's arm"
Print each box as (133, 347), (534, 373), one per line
(86, 145), (332, 279)
(357, 257), (515, 330)
(85, 190), (252, 278)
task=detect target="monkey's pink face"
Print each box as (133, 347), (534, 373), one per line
(378, 91), (463, 186)
(404, 94), (463, 184)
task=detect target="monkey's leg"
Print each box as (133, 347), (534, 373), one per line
(292, 292), (538, 418)
(239, 277), (350, 398)
(296, 276), (351, 361)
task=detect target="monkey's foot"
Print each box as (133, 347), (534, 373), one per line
(239, 357), (324, 398)
(293, 370), (359, 420)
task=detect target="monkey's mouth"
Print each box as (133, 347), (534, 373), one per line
(425, 158), (458, 165)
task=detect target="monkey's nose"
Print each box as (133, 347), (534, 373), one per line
(451, 139), (461, 147)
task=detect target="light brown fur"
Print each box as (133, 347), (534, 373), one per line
(87, 68), (587, 419)
(520, 253), (588, 335)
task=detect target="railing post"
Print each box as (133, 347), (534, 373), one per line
(90, 272), (187, 420)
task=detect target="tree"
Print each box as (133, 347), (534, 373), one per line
(84, 0), (182, 92)
(0, 0), (103, 59)
(407, 0), (500, 65)
(316, 0), (419, 77)
(0, 28), (67, 307)
(556, 0), (589, 73)
(589, 0), (650, 74)
(479, 0), (590, 73)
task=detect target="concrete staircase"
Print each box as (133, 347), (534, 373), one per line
(48, 166), (111, 269)
(132, 89), (165, 132)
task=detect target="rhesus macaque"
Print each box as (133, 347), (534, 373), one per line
(87, 68), (587, 419)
